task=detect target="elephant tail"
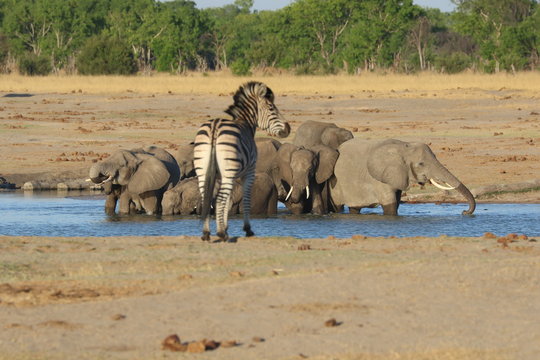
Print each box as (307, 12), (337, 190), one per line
(200, 145), (217, 220)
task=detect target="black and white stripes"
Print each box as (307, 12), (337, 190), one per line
(193, 82), (290, 241)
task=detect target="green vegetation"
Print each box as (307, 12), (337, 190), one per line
(77, 36), (137, 75)
(0, 0), (538, 75)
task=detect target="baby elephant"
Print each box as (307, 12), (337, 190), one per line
(162, 177), (200, 215)
(162, 172), (277, 216)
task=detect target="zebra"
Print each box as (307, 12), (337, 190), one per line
(193, 81), (290, 241)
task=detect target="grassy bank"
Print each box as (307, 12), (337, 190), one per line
(2, 72), (540, 96)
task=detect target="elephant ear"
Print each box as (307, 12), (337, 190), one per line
(321, 128), (340, 149)
(367, 140), (409, 191)
(128, 156), (170, 194)
(277, 143), (296, 185)
(313, 145), (339, 184)
(116, 151), (140, 185)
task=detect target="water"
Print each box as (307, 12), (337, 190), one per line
(1, 192), (539, 238)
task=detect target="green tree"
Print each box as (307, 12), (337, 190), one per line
(452, 0), (537, 72)
(77, 35), (137, 75)
(288, 0), (353, 70)
(340, 0), (421, 72)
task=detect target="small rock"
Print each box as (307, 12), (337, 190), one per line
(162, 334), (187, 352)
(187, 341), (206, 353)
(325, 318), (341, 327)
(221, 340), (239, 348)
(483, 232), (497, 239)
(203, 339), (220, 351)
(111, 314), (126, 321)
(252, 336), (265, 343)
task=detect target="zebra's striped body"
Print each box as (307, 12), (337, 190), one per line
(193, 82), (290, 241)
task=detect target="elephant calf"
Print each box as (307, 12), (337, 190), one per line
(330, 138), (476, 215)
(162, 177), (200, 215)
(162, 172), (277, 216)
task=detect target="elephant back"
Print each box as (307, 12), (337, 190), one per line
(293, 120), (352, 150)
(143, 146), (180, 187)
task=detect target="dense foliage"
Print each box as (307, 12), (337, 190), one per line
(0, 0), (538, 75)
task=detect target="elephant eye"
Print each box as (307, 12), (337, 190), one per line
(418, 162), (424, 167)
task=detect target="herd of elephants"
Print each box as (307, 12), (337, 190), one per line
(88, 84), (476, 227)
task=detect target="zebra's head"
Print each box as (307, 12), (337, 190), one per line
(226, 81), (290, 138)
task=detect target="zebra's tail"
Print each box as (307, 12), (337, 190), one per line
(201, 144), (217, 220)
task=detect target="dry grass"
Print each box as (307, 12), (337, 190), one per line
(2, 71), (540, 96)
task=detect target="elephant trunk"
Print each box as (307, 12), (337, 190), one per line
(430, 163), (476, 215)
(287, 181), (309, 203)
(89, 164), (105, 183)
(456, 183), (476, 215)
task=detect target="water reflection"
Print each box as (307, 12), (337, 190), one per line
(1, 192), (539, 238)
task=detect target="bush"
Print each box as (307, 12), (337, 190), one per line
(0, 34), (9, 70)
(19, 53), (51, 76)
(434, 52), (471, 74)
(230, 58), (252, 76)
(77, 36), (137, 75)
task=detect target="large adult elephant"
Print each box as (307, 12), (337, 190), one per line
(276, 143), (338, 215)
(330, 138), (476, 215)
(293, 120), (353, 150)
(89, 146), (180, 215)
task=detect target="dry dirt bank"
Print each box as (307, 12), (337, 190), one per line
(1, 86), (539, 201)
(1, 234), (540, 360)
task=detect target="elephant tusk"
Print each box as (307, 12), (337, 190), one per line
(98, 175), (114, 186)
(305, 186), (310, 200)
(430, 178), (456, 191)
(85, 178), (92, 182)
(285, 186), (294, 201)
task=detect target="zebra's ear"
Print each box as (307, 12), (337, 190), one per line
(265, 86), (274, 101)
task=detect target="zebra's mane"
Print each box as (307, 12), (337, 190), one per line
(225, 81), (274, 120)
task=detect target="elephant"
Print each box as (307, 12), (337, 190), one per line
(229, 172), (278, 216)
(276, 143), (339, 215)
(293, 120), (353, 150)
(162, 172), (277, 216)
(175, 141), (196, 180)
(89, 146), (180, 215)
(255, 137), (286, 198)
(330, 138), (476, 215)
(162, 177), (200, 215)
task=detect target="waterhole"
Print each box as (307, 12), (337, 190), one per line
(1, 192), (538, 238)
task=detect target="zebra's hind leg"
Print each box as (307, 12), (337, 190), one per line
(201, 215), (211, 241)
(215, 184), (232, 242)
(242, 170), (255, 237)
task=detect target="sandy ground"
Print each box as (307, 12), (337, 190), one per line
(1, 235), (540, 360)
(1, 84), (540, 359)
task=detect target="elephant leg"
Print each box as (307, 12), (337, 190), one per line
(104, 193), (118, 215)
(118, 190), (132, 214)
(381, 190), (402, 215)
(310, 183), (328, 215)
(140, 192), (158, 215)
